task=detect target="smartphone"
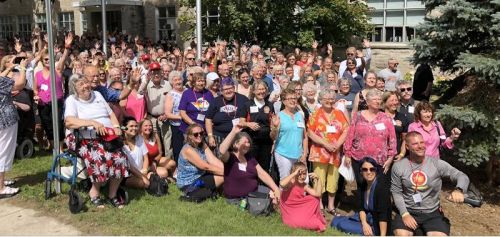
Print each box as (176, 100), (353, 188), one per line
(14, 57), (26, 64)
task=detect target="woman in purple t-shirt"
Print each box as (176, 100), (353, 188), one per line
(218, 125), (280, 202)
(178, 69), (214, 133)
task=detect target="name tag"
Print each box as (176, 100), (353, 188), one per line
(238, 163), (247, 172)
(250, 106), (259, 113)
(148, 140), (155, 146)
(408, 106), (415, 114)
(297, 121), (305, 128)
(412, 193), (422, 204)
(40, 84), (49, 91)
(439, 135), (446, 140)
(232, 118), (240, 127)
(345, 101), (352, 106)
(336, 103), (346, 112)
(137, 94), (144, 99)
(393, 119), (397, 126)
(196, 114), (205, 121)
(375, 123), (386, 130)
(326, 125), (337, 133)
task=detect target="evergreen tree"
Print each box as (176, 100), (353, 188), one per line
(413, 0), (500, 183)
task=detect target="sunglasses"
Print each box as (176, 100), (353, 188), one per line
(346, 53), (355, 56)
(43, 58), (50, 61)
(361, 167), (377, 173)
(192, 131), (205, 137)
(126, 67), (132, 70)
(186, 57), (195, 60)
(99, 73), (106, 76)
(400, 87), (412, 92)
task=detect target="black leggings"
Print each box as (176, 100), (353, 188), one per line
(38, 100), (64, 141)
(170, 124), (184, 163)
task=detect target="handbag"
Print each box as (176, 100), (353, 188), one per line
(247, 191), (272, 216)
(339, 156), (355, 182)
(147, 173), (169, 197)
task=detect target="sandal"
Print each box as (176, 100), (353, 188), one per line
(90, 197), (105, 209)
(0, 186), (20, 199)
(108, 196), (125, 209)
(4, 180), (15, 186)
(326, 208), (337, 216)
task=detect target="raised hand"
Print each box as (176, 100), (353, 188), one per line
(94, 41), (100, 49)
(65, 32), (74, 48)
(312, 40), (318, 49)
(356, 49), (364, 58)
(327, 44), (333, 55)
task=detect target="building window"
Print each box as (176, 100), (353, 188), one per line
(35, 14), (47, 32)
(0, 16), (14, 40)
(367, 0), (425, 43)
(18, 15), (32, 40)
(59, 12), (75, 32)
(158, 6), (177, 41)
(206, 8), (220, 26)
(82, 13), (88, 33)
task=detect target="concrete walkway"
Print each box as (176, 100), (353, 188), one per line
(0, 199), (80, 235)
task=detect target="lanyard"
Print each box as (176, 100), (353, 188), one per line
(409, 157), (425, 192)
(192, 89), (204, 102)
(222, 95), (237, 118)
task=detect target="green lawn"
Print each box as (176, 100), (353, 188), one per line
(8, 154), (344, 235)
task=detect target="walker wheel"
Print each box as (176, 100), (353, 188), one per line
(68, 189), (84, 214)
(44, 179), (52, 200)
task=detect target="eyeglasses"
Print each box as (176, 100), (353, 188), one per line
(295, 88), (303, 91)
(347, 62), (356, 65)
(346, 53), (354, 56)
(285, 97), (297, 101)
(400, 87), (412, 92)
(126, 67), (132, 70)
(99, 73), (106, 76)
(361, 167), (377, 173)
(186, 57), (195, 61)
(192, 131), (205, 137)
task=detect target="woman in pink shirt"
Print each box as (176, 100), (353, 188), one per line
(407, 101), (461, 159)
(120, 75), (146, 122)
(33, 33), (72, 151)
(343, 89), (397, 187)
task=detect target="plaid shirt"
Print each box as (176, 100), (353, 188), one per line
(0, 76), (19, 130)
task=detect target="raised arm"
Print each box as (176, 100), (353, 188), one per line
(218, 126), (242, 162)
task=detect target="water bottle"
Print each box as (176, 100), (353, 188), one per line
(239, 198), (247, 211)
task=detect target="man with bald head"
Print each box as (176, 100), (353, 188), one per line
(83, 65), (137, 103)
(378, 58), (402, 91)
(218, 63), (230, 78)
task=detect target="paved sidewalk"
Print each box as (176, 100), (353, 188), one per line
(0, 199), (80, 235)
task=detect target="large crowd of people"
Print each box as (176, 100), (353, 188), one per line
(0, 28), (471, 235)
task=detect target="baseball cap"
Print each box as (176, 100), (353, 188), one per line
(141, 54), (151, 61)
(149, 62), (161, 71)
(206, 72), (220, 81)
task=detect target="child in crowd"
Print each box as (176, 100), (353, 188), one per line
(279, 162), (326, 232)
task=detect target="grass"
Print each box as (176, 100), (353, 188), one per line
(7, 153), (344, 235)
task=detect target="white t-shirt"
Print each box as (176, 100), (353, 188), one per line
(123, 136), (148, 170)
(64, 92), (113, 128)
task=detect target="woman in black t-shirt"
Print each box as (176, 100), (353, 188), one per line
(238, 80), (275, 172)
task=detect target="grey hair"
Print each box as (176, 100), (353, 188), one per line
(338, 77), (351, 87)
(168, 70), (182, 84)
(365, 88), (383, 101)
(68, 73), (85, 96)
(302, 82), (317, 96)
(395, 79), (411, 89)
(318, 88), (336, 102)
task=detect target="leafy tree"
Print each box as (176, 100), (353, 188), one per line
(413, 0), (500, 183)
(178, 0), (372, 48)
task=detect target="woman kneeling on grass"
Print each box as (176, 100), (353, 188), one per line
(218, 125), (280, 204)
(280, 162), (326, 232)
(139, 119), (176, 181)
(121, 116), (153, 189)
(176, 124), (224, 199)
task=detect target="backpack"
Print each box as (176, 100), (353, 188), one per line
(247, 191), (272, 216)
(147, 173), (168, 197)
(179, 187), (216, 203)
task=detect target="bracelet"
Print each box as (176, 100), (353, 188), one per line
(113, 125), (120, 128)
(208, 133), (213, 137)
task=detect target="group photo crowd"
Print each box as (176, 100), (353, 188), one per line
(0, 27), (474, 236)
